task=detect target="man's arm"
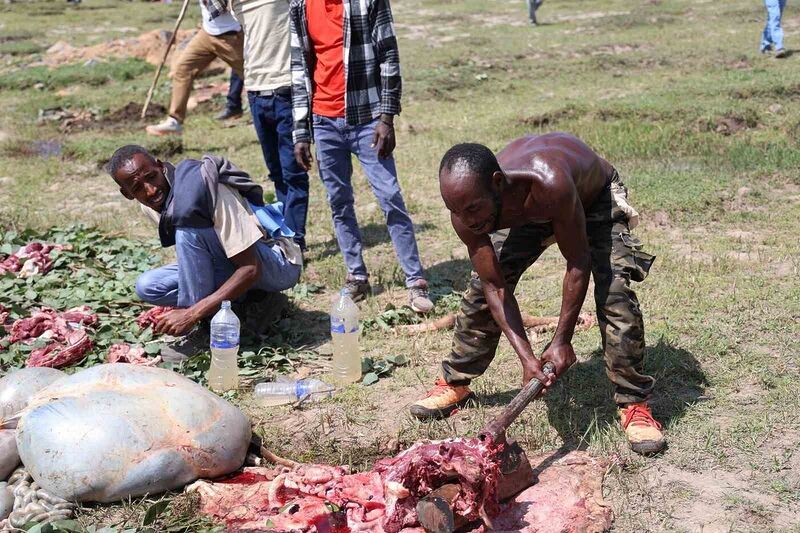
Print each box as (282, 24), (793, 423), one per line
(370, 0), (400, 158)
(454, 216), (552, 387)
(540, 180), (592, 375)
(289, 6), (313, 169)
(154, 245), (260, 336)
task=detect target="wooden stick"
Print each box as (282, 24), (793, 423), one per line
(141, 0), (192, 119)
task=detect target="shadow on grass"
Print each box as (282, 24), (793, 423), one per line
(242, 299), (329, 350)
(426, 258), (472, 294)
(480, 336), (707, 449)
(309, 222), (435, 260)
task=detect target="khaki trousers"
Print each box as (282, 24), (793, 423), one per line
(169, 29), (244, 122)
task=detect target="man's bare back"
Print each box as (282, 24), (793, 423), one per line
(492, 133), (615, 230)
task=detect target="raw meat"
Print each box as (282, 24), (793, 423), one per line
(191, 450), (612, 533)
(16, 364), (251, 503)
(0, 431), (17, 481)
(6, 306), (97, 344)
(106, 343), (161, 366)
(136, 306), (174, 329)
(491, 451), (612, 532)
(3, 307), (97, 369)
(189, 437), (502, 532)
(0, 242), (68, 278)
(0, 367), (65, 429)
(27, 328), (92, 368)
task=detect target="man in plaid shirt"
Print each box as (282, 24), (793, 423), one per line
(289, 0), (433, 312)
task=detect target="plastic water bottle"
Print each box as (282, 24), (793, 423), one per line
(330, 290), (362, 384)
(208, 301), (240, 393)
(254, 379), (334, 406)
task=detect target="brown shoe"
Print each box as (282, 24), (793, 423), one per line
(619, 402), (665, 455)
(409, 378), (474, 419)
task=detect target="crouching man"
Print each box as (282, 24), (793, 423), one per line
(409, 133), (664, 455)
(108, 145), (302, 359)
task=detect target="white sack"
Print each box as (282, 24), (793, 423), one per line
(16, 364), (251, 503)
(0, 367), (65, 429)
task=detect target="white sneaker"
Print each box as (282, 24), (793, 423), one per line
(146, 116), (183, 136)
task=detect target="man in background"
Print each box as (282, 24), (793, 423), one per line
(760, 0), (788, 57)
(147, 0), (245, 135)
(289, 0), (433, 313)
(226, 0), (311, 251)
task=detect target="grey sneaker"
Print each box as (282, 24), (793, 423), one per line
(775, 48), (788, 58)
(342, 277), (371, 303)
(160, 325), (209, 363)
(409, 282), (434, 314)
(146, 116), (183, 136)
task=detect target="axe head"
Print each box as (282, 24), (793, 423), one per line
(496, 437), (535, 501)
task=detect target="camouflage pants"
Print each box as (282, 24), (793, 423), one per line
(442, 172), (656, 405)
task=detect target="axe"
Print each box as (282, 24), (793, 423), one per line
(416, 362), (556, 533)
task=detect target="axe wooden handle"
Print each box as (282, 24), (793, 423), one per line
(480, 362), (555, 441)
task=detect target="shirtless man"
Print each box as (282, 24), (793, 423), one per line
(409, 132), (664, 454)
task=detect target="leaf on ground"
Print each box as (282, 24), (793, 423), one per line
(142, 499), (170, 526)
(362, 372), (379, 386)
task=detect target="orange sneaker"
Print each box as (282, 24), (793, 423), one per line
(409, 378), (475, 420)
(619, 402), (665, 455)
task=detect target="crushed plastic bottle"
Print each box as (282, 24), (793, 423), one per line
(253, 379), (334, 406)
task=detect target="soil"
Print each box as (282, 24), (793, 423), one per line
(40, 29), (229, 73)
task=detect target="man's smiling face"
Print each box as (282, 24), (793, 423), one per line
(114, 153), (170, 212)
(440, 167), (502, 235)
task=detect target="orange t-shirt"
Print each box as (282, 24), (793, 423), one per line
(306, 0), (346, 118)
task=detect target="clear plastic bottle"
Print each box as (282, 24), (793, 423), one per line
(253, 379), (334, 406)
(208, 300), (240, 393)
(330, 290), (362, 384)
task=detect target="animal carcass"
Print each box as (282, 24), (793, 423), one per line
(15, 364), (251, 502)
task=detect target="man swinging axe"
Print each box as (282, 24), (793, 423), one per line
(409, 132), (665, 455)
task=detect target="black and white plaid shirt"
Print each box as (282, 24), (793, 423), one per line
(289, 0), (402, 144)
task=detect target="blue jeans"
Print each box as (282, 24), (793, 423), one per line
(313, 114), (425, 288)
(248, 91), (310, 249)
(135, 227), (301, 308)
(762, 0), (787, 51)
(525, 0), (544, 23)
(226, 70), (244, 113)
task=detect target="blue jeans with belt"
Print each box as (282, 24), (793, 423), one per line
(135, 226), (301, 307)
(248, 90), (310, 250)
(313, 114), (425, 288)
(761, 0), (787, 52)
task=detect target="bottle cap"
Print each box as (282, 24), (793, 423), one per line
(221, 300), (231, 309)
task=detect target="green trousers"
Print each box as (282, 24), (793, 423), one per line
(443, 172), (656, 405)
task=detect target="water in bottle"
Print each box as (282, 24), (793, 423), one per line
(208, 300), (240, 393)
(254, 378), (334, 406)
(330, 290), (362, 384)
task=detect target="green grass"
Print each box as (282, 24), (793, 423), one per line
(1, 0), (799, 531)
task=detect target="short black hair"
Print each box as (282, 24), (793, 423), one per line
(438, 143), (501, 187)
(107, 145), (154, 182)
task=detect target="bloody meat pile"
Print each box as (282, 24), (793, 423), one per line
(188, 437), (503, 532)
(0, 242), (68, 278)
(2, 306), (97, 368)
(136, 306), (175, 329)
(106, 343), (161, 366)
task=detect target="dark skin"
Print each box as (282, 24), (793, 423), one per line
(440, 132), (614, 388)
(113, 152), (261, 336)
(294, 113), (396, 170)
